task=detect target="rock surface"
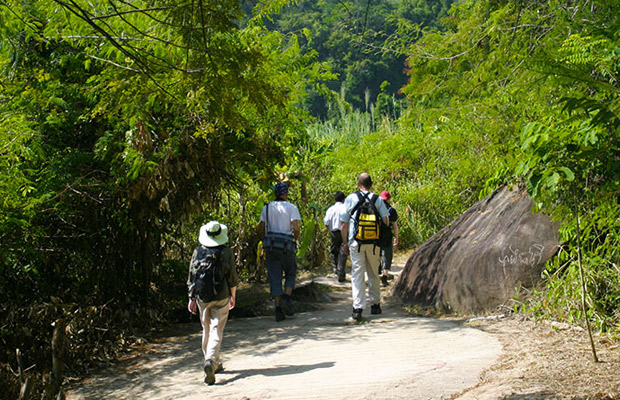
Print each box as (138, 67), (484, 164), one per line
(394, 187), (560, 313)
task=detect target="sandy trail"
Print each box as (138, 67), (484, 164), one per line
(67, 268), (502, 400)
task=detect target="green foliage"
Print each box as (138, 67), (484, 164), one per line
(0, 0), (330, 298)
(0, 1), (331, 395)
(262, 0), (455, 117)
(519, 202), (620, 334)
(1, 0), (619, 396)
(379, 0), (620, 335)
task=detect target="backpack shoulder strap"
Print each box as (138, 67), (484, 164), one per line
(193, 245), (207, 263)
(263, 202), (270, 235)
(371, 193), (380, 211)
(351, 191), (368, 212)
(367, 193), (386, 224)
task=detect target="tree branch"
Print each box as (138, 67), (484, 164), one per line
(86, 54), (141, 71)
(91, 6), (175, 20)
(51, 0), (179, 100)
(106, 0), (201, 52)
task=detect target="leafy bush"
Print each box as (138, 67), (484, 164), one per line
(519, 202), (620, 336)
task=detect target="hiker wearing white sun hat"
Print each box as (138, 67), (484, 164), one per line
(187, 220), (238, 385)
(198, 220), (230, 247)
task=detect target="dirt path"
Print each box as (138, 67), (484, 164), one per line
(64, 252), (620, 400)
(65, 264), (503, 400)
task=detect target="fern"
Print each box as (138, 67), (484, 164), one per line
(559, 34), (618, 84)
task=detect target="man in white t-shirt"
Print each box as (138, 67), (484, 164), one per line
(323, 191), (347, 282)
(257, 182), (301, 322)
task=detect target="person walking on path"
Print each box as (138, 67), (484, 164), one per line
(257, 182), (301, 322)
(340, 173), (389, 321)
(323, 191), (347, 282)
(187, 221), (238, 385)
(378, 190), (399, 287)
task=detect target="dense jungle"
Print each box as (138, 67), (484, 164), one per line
(0, 0), (618, 398)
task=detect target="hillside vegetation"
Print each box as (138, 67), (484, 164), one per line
(0, 0), (618, 398)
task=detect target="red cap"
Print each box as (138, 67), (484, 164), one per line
(380, 191), (390, 201)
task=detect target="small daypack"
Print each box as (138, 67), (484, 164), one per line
(352, 192), (387, 247)
(377, 205), (394, 248)
(191, 246), (223, 301)
(377, 218), (392, 248)
(262, 202), (296, 253)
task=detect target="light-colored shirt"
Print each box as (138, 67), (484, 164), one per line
(324, 202), (346, 231)
(340, 190), (389, 243)
(260, 200), (301, 236)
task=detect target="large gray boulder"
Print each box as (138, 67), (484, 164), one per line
(393, 187), (560, 314)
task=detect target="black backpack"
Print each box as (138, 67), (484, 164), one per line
(379, 205), (394, 247)
(191, 246), (223, 301)
(352, 192), (390, 248)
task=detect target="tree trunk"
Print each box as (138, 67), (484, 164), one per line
(44, 319), (66, 400)
(574, 204), (599, 363)
(17, 349), (31, 400)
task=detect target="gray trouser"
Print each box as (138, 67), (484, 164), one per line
(380, 245), (393, 274)
(329, 230), (347, 276)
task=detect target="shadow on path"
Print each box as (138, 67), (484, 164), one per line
(217, 361), (335, 385)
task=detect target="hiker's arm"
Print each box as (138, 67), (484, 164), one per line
(375, 196), (389, 226)
(393, 221), (399, 247)
(323, 212), (330, 233)
(257, 204), (267, 239)
(187, 249), (197, 287)
(229, 286), (237, 310)
(292, 219), (300, 240)
(340, 221), (349, 255)
(379, 205), (389, 225)
(226, 249), (238, 310)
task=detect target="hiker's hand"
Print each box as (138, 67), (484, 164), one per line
(393, 239), (398, 248)
(229, 296), (236, 310)
(342, 243), (350, 255)
(188, 298), (198, 315)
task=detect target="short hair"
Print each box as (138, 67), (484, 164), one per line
(357, 173), (372, 189)
(334, 191), (345, 202)
(274, 182), (289, 198)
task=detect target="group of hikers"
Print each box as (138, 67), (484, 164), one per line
(186, 172), (399, 385)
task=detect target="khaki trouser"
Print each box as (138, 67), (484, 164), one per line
(198, 297), (230, 364)
(349, 241), (381, 310)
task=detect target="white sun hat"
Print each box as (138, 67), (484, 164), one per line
(198, 221), (229, 247)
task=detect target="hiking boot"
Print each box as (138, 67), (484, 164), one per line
(214, 361), (224, 374)
(203, 359), (215, 385)
(282, 294), (295, 316)
(275, 306), (286, 322)
(381, 275), (388, 287)
(371, 304), (382, 315)
(338, 274), (346, 283)
(352, 308), (363, 321)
